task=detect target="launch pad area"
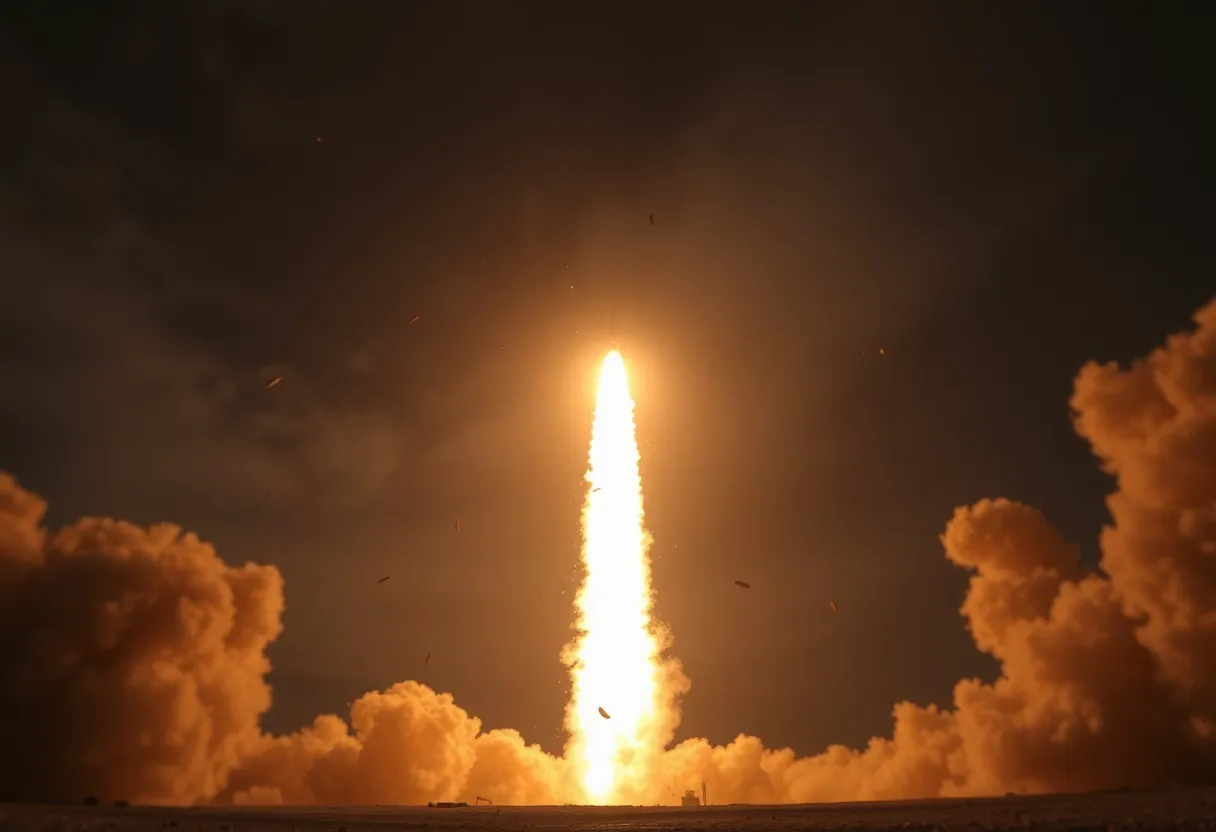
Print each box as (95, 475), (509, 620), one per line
(4, 788), (1216, 832)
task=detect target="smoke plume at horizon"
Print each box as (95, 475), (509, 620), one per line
(3, 298), (1216, 805)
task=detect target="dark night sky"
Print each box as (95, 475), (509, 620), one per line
(1, 1), (1214, 759)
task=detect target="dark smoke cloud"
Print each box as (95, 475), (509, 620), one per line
(3, 299), (1216, 805)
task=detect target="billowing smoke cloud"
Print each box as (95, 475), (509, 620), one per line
(652, 298), (1216, 803)
(0, 474), (575, 806)
(4, 299), (1216, 805)
(219, 684), (574, 806)
(0, 475), (283, 805)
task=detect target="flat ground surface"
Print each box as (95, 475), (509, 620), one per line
(4, 790), (1216, 832)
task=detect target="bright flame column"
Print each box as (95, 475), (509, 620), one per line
(564, 350), (662, 803)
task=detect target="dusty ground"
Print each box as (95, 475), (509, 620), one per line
(3, 790), (1216, 832)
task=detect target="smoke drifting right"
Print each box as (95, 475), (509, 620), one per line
(4, 298), (1216, 806)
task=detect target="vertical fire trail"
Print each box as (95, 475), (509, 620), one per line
(563, 350), (663, 804)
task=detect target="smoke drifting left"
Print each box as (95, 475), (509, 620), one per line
(0, 478), (571, 806)
(4, 297), (1216, 805)
(0, 487), (283, 804)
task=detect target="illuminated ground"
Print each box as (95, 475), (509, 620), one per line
(4, 790), (1216, 832)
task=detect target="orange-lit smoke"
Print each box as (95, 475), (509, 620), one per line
(561, 350), (685, 803)
(0, 487), (283, 805)
(4, 300), (1216, 804)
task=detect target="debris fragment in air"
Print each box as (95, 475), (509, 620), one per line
(454, 520), (461, 534)
(409, 314), (421, 325)
(649, 213), (655, 226)
(829, 600), (838, 612)
(266, 376), (283, 389)
(598, 707), (611, 719)
(591, 486), (602, 493)
(734, 580), (751, 589)
(377, 576), (390, 584)
(425, 651), (432, 666)
(878, 348), (886, 356)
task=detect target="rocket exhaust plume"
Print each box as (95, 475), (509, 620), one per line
(562, 349), (665, 803)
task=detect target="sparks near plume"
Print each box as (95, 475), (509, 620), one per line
(563, 350), (663, 804)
